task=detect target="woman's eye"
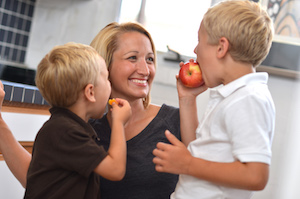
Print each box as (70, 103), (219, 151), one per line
(147, 57), (154, 63)
(128, 56), (137, 60)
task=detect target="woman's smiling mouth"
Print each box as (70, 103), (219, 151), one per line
(131, 79), (148, 86)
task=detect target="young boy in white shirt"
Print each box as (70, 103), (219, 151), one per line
(153, 1), (275, 198)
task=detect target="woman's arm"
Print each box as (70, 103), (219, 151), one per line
(0, 81), (31, 187)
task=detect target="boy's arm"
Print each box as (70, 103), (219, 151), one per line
(178, 92), (198, 146)
(177, 60), (207, 146)
(0, 120), (31, 187)
(94, 119), (126, 181)
(0, 81), (31, 187)
(187, 156), (269, 190)
(94, 99), (131, 181)
(153, 131), (269, 190)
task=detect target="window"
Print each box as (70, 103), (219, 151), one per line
(0, 0), (36, 64)
(119, 0), (211, 57)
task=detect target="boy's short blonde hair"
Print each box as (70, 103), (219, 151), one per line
(35, 42), (102, 107)
(202, 0), (273, 67)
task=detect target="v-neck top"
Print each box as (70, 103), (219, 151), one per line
(90, 104), (181, 199)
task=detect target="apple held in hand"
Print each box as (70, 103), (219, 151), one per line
(179, 61), (204, 88)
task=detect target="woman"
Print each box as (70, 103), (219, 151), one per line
(0, 22), (181, 199)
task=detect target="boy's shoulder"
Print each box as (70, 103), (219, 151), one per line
(217, 72), (270, 100)
(39, 107), (92, 138)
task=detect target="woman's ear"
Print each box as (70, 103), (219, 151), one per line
(217, 37), (229, 59)
(84, 84), (96, 102)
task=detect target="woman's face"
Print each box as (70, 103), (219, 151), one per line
(109, 31), (155, 101)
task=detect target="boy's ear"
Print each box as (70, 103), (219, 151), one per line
(84, 84), (96, 102)
(217, 37), (229, 59)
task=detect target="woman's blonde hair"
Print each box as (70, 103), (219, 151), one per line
(35, 42), (101, 107)
(202, 0), (273, 67)
(90, 22), (157, 108)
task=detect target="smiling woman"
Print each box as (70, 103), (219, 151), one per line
(87, 22), (181, 199)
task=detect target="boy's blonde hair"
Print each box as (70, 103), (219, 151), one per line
(90, 22), (157, 108)
(35, 42), (101, 107)
(202, 0), (273, 67)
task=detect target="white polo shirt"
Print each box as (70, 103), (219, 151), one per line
(172, 72), (275, 199)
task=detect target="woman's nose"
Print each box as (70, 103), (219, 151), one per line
(137, 59), (150, 76)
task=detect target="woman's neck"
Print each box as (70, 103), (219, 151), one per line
(106, 99), (159, 141)
(107, 99), (145, 125)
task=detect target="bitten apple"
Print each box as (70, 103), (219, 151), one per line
(179, 61), (204, 88)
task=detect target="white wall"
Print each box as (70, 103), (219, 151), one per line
(26, 0), (122, 69)
(273, 79), (300, 199)
(1, 0), (300, 198)
(249, 74), (300, 199)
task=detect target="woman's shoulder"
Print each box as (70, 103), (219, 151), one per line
(149, 103), (179, 110)
(149, 103), (180, 138)
(161, 103), (179, 111)
(154, 103), (179, 116)
(149, 103), (179, 124)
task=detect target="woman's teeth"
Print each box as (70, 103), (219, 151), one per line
(132, 79), (147, 84)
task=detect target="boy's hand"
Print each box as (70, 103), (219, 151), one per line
(110, 98), (131, 126)
(153, 130), (193, 175)
(0, 81), (5, 113)
(177, 59), (207, 100)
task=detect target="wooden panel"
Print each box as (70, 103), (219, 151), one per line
(2, 100), (50, 115)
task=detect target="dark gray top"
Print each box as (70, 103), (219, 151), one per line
(90, 104), (181, 199)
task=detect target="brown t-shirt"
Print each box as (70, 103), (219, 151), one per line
(24, 107), (107, 199)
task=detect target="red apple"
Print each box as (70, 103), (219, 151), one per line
(179, 61), (204, 88)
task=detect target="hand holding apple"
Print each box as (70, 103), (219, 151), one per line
(179, 61), (204, 88)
